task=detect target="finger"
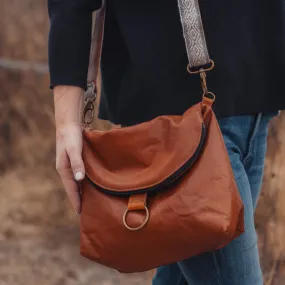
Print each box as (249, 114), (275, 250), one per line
(62, 125), (85, 181)
(61, 168), (82, 214)
(56, 148), (82, 214)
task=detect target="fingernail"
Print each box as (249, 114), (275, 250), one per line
(75, 172), (83, 181)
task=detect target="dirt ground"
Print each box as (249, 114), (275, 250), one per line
(0, 61), (152, 284)
(0, 170), (153, 285)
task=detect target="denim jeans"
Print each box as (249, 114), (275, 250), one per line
(152, 112), (278, 285)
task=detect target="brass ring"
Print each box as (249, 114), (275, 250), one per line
(203, 91), (216, 102)
(123, 206), (150, 231)
(187, 59), (215, 74)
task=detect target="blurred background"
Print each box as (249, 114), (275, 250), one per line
(1, 0), (285, 284)
(0, 0), (152, 284)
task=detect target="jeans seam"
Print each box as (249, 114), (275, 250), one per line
(176, 272), (186, 285)
(242, 113), (262, 165)
(212, 252), (222, 285)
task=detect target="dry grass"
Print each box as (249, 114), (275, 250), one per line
(1, 0), (285, 284)
(256, 113), (285, 285)
(0, 68), (153, 285)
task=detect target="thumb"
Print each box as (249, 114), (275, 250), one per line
(63, 126), (85, 181)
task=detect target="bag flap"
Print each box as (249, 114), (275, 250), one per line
(82, 103), (205, 195)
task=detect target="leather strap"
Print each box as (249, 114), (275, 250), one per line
(87, 0), (211, 88)
(87, 1), (106, 87)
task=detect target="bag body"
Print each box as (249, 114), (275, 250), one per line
(79, 0), (245, 273)
(80, 102), (244, 273)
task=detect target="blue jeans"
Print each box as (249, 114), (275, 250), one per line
(153, 112), (278, 285)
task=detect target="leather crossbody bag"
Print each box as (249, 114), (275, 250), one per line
(80, 0), (245, 273)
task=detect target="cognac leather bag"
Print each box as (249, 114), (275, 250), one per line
(80, 0), (244, 273)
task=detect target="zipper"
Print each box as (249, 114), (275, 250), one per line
(86, 123), (206, 197)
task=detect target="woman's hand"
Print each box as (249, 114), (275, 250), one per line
(54, 86), (85, 214)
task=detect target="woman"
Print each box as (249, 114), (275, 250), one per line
(48, 0), (285, 284)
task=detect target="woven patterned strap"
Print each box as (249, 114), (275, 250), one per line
(87, 0), (210, 85)
(177, 0), (210, 67)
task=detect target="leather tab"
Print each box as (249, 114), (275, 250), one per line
(202, 96), (214, 108)
(128, 193), (147, 211)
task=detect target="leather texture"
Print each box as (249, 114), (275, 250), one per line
(80, 102), (245, 273)
(83, 104), (204, 192)
(80, 0), (244, 274)
(87, 1), (105, 85)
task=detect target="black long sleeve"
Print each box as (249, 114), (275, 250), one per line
(48, 0), (285, 126)
(48, 0), (102, 89)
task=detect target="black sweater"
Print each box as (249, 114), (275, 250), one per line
(48, 0), (285, 125)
